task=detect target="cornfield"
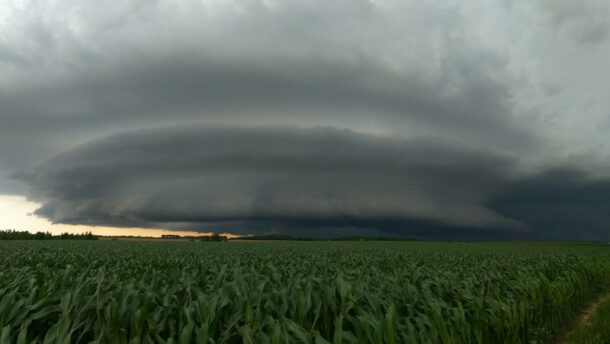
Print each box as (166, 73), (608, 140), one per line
(0, 241), (609, 343)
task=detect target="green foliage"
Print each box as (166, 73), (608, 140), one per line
(0, 241), (609, 343)
(159, 234), (228, 241)
(0, 230), (97, 240)
(565, 293), (610, 343)
(199, 233), (228, 242)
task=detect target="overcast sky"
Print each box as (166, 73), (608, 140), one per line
(2, 0), (610, 240)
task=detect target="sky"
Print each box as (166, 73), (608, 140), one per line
(1, 0), (610, 240)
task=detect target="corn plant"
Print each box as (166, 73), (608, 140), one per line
(0, 241), (609, 343)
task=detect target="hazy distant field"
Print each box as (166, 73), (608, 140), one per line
(0, 241), (609, 343)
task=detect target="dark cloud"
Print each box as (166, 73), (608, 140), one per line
(488, 168), (610, 241)
(17, 126), (610, 240)
(0, 0), (536, 182)
(3, 1), (610, 239)
(0, 43), (533, 175)
(15, 125), (525, 235)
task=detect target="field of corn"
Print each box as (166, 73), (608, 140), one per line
(0, 241), (609, 343)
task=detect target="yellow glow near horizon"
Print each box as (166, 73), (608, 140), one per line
(0, 195), (242, 238)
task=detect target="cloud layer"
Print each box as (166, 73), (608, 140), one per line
(15, 125), (610, 240)
(3, 0), (610, 239)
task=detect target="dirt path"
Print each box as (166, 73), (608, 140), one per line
(549, 288), (610, 344)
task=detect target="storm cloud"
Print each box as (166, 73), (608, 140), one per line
(3, 0), (610, 239)
(16, 126), (520, 230)
(14, 125), (610, 240)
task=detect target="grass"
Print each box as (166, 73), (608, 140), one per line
(564, 291), (610, 343)
(0, 241), (609, 343)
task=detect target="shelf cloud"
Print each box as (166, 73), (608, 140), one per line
(14, 125), (610, 240)
(3, 0), (610, 239)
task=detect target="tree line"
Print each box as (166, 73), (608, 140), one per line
(0, 230), (98, 240)
(161, 233), (228, 241)
(233, 234), (418, 241)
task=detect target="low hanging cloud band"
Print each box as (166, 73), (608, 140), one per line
(2, 0), (610, 239)
(15, 126), (610, 240)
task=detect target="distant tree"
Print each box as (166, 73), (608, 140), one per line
(0, 230), (97, 240)
(231, 234), (419, 241)
(199, 233), (227, 242)
(333, 235), (418, 241)
(233, 234), (315, 241)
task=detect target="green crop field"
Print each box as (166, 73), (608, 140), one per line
(1, 241), (609, 343)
